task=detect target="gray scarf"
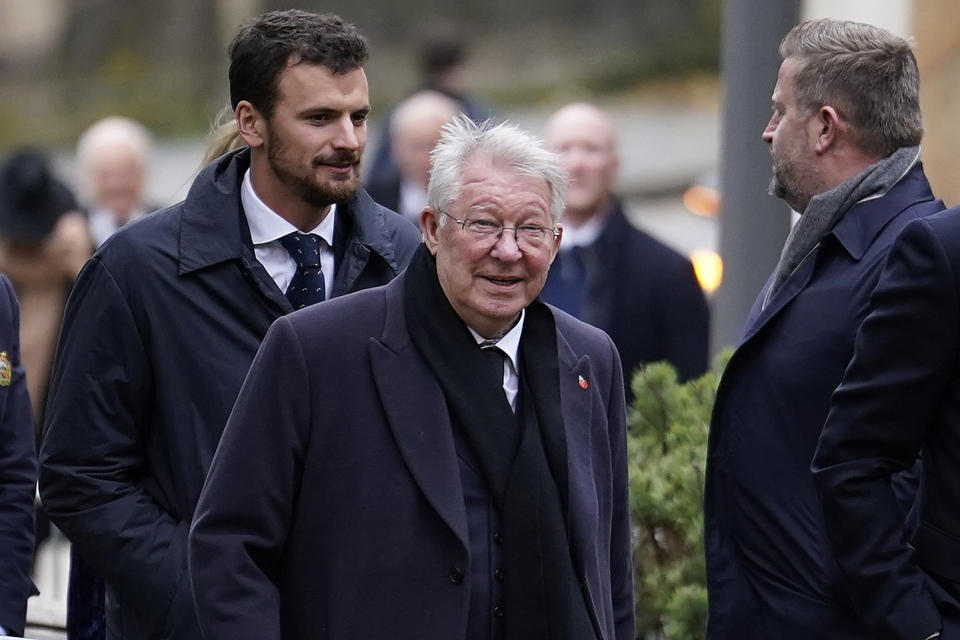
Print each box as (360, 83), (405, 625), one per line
(762, 146), (920, 309)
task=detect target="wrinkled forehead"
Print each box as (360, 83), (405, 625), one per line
(454, 156), (550, 214)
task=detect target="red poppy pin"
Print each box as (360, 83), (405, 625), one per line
(578, 375), (588, 390)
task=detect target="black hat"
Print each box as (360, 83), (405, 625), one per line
(0, 148), (77, 242)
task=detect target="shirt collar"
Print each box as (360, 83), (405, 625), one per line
(398, 177), (428, 223)
(467, 308), (525, 373)
(560, 209), (608, 249)
(241, 169), (336, 247)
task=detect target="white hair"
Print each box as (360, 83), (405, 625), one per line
(427, 115), (566, 224)
(76, 116), (153, 176)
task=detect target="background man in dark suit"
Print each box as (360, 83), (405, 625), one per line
(541, 102), (709, 393)
(0, 270), (36, 637)
(704, 18), (945, 638)
(39, 10), (420, 640)
(814, 207), (960, 640)
(190, 116), (634, 640)
(365, 90), (460, 223)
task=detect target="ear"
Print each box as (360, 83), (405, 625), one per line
(236, 101), (266, 149)
(420, 208), (441, 256)
(548, 224), (563, 265)
(812, 105), (841, 155)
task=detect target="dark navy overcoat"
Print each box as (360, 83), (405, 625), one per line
(705, 163), (943, 639)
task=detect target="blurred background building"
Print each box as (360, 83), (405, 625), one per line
(0, 0), (957, 636)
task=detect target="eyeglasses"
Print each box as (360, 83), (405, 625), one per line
(437, 210), (559, 250)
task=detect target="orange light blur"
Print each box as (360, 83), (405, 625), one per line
(682, 185), (720, 218)
(690, 250), (723, 294)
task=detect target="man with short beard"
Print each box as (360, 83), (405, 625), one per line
(704, 19), (944, 638)
(39, 10), (420, 640)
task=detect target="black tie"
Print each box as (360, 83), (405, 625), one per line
(278, 232), (326, 309)
(480, 340), (510, 407)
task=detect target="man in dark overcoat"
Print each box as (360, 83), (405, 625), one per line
(704, 18), (945, 638)
(39, 10), (420, 640)
(813, 205), (960, 639)
(541, 102), (710, 394)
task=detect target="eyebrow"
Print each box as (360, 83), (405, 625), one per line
(298, 105), (371, 117)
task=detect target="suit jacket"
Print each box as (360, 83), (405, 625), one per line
(189, 272), (635, 640)
(541, 200), (709, 392)
(813, 207), (960, 639)
(39, 148), (421, 640)
(0, 274), (36, 637)
(704, 163), (944, 639)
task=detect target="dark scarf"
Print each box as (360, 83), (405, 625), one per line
(403, 245), (598, 639)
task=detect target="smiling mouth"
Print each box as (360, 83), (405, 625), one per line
(315, 151), (360, 172)
(320, 162), (355, 171)
(483, 276), (522, 287)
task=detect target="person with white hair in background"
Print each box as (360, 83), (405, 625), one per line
(541, 102), (709, 398)
(75, 116), (156, 247)
(365, 90), (460, 223)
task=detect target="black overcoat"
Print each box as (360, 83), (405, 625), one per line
(39, 148), (421, 639)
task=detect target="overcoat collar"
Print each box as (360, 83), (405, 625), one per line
(739, 162), (936, 347)
(177, 148), (407, 280)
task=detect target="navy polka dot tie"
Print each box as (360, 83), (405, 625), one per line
(278, 232), (326, 309)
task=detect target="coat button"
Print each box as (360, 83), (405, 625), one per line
(493, 531), (503, 545)
(494, 568), (504, 581)
(493, 605), (504, 618)
(448, 567), (464, 584)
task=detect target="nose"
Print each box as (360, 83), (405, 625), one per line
(761, 114), (777, 144)
(563, 148), (586, 174)
(489, 229), (523, 262)
(333, 115), (361, 150)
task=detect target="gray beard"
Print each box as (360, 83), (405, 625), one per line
(768, 165), (809, 213)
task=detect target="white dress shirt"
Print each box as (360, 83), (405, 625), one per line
(468, 310), (524, 411)
(241, 169), (335, 299)
(558, 212), (606, 251)
(89, 207), (149, 248)
(398, 178), (428, 225)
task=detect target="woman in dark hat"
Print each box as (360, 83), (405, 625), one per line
(0, 148), (91, 428)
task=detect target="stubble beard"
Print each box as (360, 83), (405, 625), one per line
(267, 137), (361, 209)
(768, 156), (811, 213)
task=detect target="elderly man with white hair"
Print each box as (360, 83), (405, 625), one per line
(190, 116), (635, 640)
(75, 116), (155, 247)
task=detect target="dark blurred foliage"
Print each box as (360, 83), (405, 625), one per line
(0, 0), (720, 147)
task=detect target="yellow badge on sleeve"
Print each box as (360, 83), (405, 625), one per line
(0, 351), (11, 387)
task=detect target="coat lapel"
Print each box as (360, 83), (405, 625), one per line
(555, 325), (603, 629)
(739, 244), (819, 347)
(369, 278), (468, 550)
(581, 201), (629, 330)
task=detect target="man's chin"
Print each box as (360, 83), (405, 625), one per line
(301, 179), (359, 208)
